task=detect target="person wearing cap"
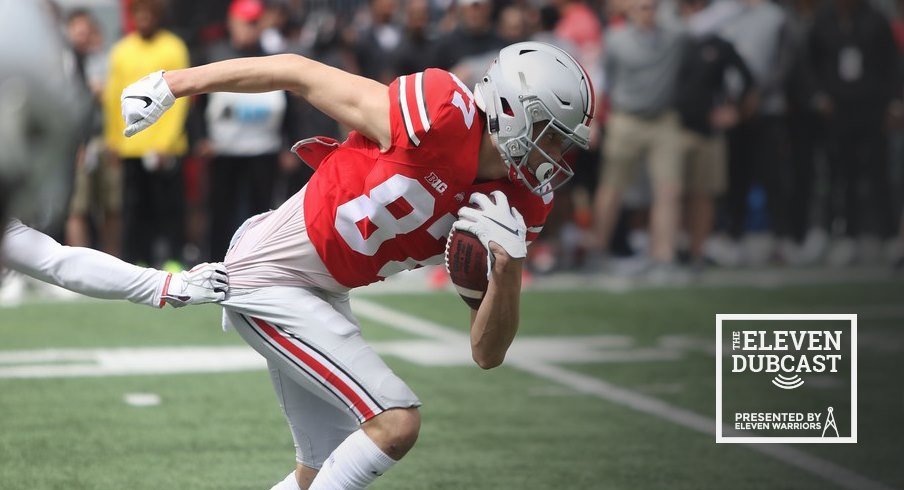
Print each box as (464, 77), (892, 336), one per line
(192, 0), (299, 260)
(103, 0), (190, 269)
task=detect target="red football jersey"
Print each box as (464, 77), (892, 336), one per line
(302, 69), (552, 288)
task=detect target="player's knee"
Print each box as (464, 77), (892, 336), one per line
(382, 407), (420, 452)
(364, 407), (420, 459)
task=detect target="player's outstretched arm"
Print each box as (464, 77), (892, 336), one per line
(454, 192), (528, 369)
(1, 220), (227, 308)
(122, 55), (391, 149)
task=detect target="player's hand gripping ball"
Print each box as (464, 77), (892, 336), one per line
(446, 191), (527, 309)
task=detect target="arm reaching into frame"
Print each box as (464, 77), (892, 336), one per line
(2, 220), (227, 308)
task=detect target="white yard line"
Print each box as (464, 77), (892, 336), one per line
(0, 337), (670, 378)
(0, 346), (266, 378)
(514, 362), (890, 490)
(354, 265), (901, 295)
(352, 298), (895, 490)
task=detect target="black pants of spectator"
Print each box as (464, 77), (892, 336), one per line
(787, 112), (825, 242)
(121, 157), (185, 266)
(208, 153), (278, 260)
(826, 118), (895, 239)
(725, 115), (793, 239)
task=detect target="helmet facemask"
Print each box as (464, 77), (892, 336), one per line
(498, 97), (585, 195)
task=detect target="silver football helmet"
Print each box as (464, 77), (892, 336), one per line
(474, 42), (594, 195)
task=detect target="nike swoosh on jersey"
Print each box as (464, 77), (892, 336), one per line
(124, 95), (153, 108)
(486, 216), (521, 237)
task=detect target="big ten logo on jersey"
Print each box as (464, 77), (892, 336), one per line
(424, 172), (448, 194)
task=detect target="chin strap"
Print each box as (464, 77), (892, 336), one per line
(479, 81), (515, 184)
(479, 80), (501, 135)
(507, 164), (520, 185)
(534, 162), (554, 182)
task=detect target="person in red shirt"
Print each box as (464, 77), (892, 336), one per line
(121, 41), (593, 490)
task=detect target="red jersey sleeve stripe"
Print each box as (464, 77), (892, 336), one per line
(404, 74), (427, 136)
(158, 273), (172, 308)
(398, 75), (421, 146)
(414, 71), (431, 132)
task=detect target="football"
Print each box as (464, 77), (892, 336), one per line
(445, 229), (489, 310)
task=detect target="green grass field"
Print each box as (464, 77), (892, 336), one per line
(1, 280), (902, 489)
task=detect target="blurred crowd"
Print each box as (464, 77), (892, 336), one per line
(41, 0), (904, 279)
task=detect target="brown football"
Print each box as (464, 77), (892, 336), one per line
(445, 229), (489, 310)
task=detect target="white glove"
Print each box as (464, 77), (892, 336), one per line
(453, 191), (527, 274)
(161, 262), (228, 308)
(121, 70), (175, 137)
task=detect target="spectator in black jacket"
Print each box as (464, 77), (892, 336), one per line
(431, 0), (505, 70)
(809, 0), (902, 265)
(784, 0), (827, 265)
(395, 0), (436, 76)
(353, 0), (404, 84)
(712, 0), (794, 267)
(674, 0), (755, 268)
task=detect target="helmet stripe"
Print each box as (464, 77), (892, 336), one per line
(574, 60), (594, 125)
(556, 49), (594, 126)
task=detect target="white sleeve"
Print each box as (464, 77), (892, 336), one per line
(2, 220), (168, 308)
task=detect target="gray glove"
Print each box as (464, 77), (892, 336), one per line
(162, 262), (228, 308)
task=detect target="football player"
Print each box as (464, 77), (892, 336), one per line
(0, 0), (84, 238)
(121, 41), (593, 489)
(0, 1), (226, 309)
